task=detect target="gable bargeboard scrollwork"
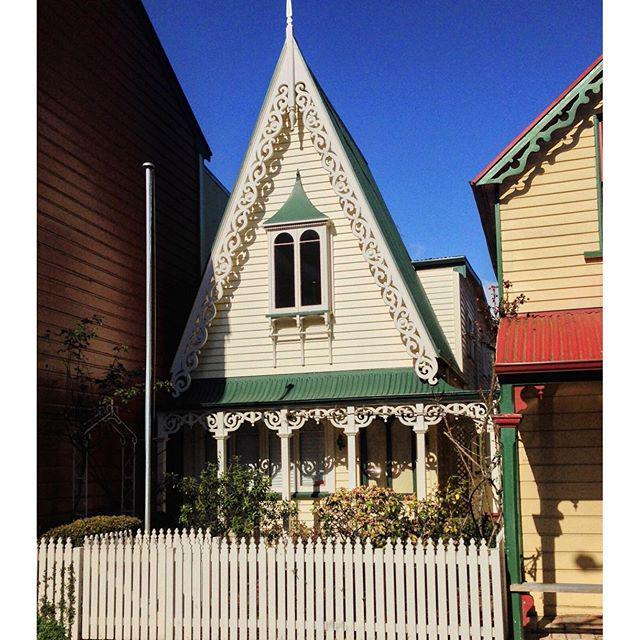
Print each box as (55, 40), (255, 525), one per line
(170, 85), (291, 396)
(170, 79), (439, 396)
(486, 68), (603, 186)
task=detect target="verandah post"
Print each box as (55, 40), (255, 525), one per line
(345, 406), (359, 489)
(413, 403), (427, 500)
(496, 383), (524, 640)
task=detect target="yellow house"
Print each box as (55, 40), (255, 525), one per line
(471, 56), (603, 637)
(158, 11), (493, 527)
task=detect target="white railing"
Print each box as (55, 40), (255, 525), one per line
(37, 530), (507, 640)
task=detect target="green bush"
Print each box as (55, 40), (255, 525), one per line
(313, 477), (490, 547)
(313, 486), (408, 547)
(37, 606), (68, 640)
(168, 461), (298, 540)
(41, 515), (142, 546)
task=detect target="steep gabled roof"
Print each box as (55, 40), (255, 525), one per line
(170, 33), (463, 395)
(470, 56), (603, 272)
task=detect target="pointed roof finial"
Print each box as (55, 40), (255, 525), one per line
(286, 0), (293, 39)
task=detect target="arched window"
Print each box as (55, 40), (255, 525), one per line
(273, 232), (295, 309)
(300, 229), (322, 306)
(268, 225), (329, 313)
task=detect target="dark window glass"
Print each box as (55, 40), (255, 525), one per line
(300, 229), (322, 306)
(274, 232), (295, 308)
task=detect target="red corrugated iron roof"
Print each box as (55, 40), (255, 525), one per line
(496, 308), (602, 375)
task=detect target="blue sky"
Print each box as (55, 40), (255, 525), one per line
(142, 0), (602, 287)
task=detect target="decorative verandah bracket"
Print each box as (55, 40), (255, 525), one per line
(157, 401), (495, 500)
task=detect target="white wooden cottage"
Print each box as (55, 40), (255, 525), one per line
(158, 5), (493, 523)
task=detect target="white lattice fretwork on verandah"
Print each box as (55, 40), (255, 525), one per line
(157, 402), (494, 501)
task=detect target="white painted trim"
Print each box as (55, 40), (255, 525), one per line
(170, 37), (442, 394)
(266, 221), (330, 315)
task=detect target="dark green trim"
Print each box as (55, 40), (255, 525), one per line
(583, 250), (603, 261)
(171, 367), (480, 411)
(291, 491), (330, 499)
(307, 65), (461, 377)
(593, 112), (603, 254)
(494, 198), (504, 300)
(498, 383), (524, 640)
(477, 61), (603, 186)
(452, 264), (467, 277)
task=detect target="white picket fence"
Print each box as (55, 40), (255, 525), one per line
(37, 530), (506, 640)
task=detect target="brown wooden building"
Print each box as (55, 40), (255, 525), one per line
(37, 0), (227, 530)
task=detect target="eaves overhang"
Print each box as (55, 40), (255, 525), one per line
(168, 367), (482, 411)
(469, 56), (603, 272)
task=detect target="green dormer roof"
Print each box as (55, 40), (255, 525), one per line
(264, 171), (329, 226)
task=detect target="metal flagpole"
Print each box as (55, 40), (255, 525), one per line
(143, 161), (155, 533)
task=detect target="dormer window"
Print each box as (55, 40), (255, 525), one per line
(264, 171), (330, 315)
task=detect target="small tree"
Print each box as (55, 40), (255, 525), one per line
(168, 461), (298, 540)
(43, 315), (171, 517)
(433, 280), (527, 544)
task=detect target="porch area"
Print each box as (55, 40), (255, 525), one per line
(158, 398), (496, 524)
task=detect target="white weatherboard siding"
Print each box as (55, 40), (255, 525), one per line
(415, 267), (461, 368)
(193, 128), (414, 378)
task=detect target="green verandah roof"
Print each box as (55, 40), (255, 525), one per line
(171, 367), (481, 411)
(306, 66), (461, 379)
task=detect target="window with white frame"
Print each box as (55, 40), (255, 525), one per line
(230, 421), (334, 495)
(296, 421), (327, 490)
(268, 224), (330, 314)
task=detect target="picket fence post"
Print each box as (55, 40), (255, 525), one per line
(38, 529), (508, 640)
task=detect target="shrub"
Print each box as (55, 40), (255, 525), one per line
(313, 485), (408, 547)
(41, 515), (142, 546)
(37, 606), (68, 640)
(37, 564), (75, 640)
(313, 477), (491, 547)
(168, 461), (297, 540)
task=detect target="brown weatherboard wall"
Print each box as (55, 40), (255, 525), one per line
(518, 381), (602, 618)
(38, 0), (206, 530)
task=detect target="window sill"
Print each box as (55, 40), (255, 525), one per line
(584, 250), (603, 262)
(291, 491), (330, 499)
(267, 309), (329, 319)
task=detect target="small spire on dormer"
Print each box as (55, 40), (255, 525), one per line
(286, 0), (294, 40)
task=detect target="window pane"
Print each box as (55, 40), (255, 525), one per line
(234, 424), (259, 471)
(300, 231), (322, 306)
(268, 430), (282, 490)
(299, 422), (325, 487)
(274, 233), (295, 308)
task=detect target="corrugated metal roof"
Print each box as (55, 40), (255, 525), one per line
(496, 309), (602, 374)
(170, 367), (480, 410)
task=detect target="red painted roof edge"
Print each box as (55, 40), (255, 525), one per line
(495, 308), (602, 370)
(495, 360), (603, 375)
(470, 54), (603, 186)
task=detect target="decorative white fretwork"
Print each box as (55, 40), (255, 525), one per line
(171, 59), (447, 395)
(170, 85), (291, 396)
(157, 401), (493, 499)
(294, 81), (440, 384)
(158, 402), (492, 439)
